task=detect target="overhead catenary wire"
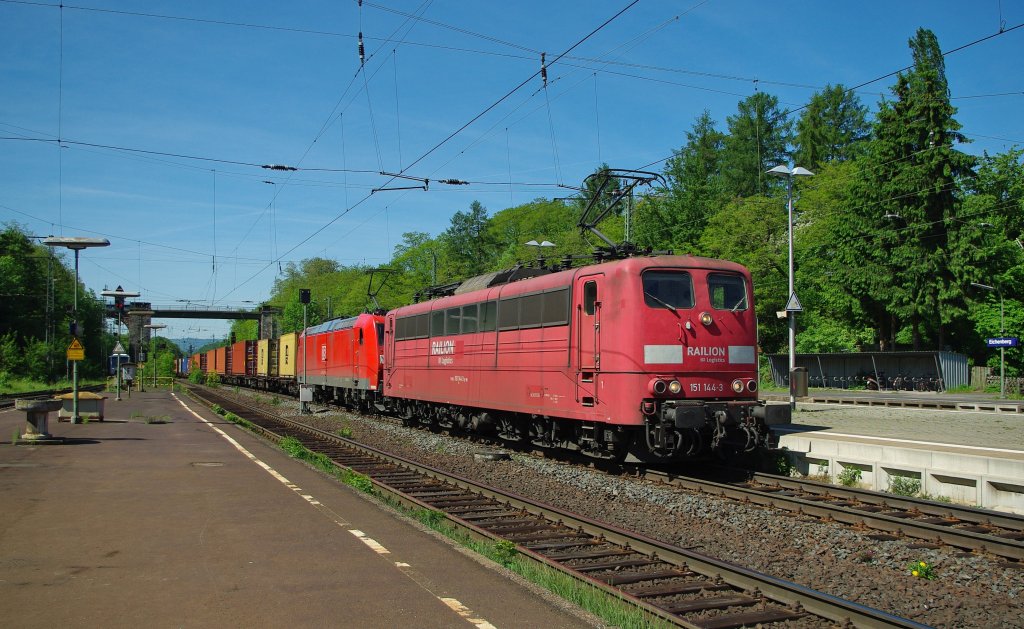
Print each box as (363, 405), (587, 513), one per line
(209, 0), (644, 305)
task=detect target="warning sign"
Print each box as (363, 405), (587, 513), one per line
(785, 292), (803, 312)
(67, 338), (85, 361)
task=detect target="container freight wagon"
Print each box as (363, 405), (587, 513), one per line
(266, 332), (298, 394)
(213, 347), (227, 375)
(225, 340), (257, 385)
(257, 339), (277, 378)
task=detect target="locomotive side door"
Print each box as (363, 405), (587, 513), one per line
(574, 274), (602, 406)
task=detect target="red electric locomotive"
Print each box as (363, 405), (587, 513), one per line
(299, 313), (386, 412)
(383, 255), (788, 463)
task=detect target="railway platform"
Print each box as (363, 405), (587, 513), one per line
(762, 389), (1024, 513)
(0, 389), (595, 628)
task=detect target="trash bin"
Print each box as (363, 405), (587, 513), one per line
(790, 367), (808, 397)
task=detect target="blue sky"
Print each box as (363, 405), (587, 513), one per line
(2, 0), (1022, 340)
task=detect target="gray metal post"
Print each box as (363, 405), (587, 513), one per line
(116, 311), (122, 401)
(72, 249), (80, 423)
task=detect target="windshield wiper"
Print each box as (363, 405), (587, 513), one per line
(644, 291), (679, 316)
(730, 295), (747, 312)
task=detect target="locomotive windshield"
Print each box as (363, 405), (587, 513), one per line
(708, 273), (748, 311)
(642, 271), (694, 311)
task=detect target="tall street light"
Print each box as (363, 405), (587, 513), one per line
(43, 236), (110, 423)
(767, 165), (814, 410)
(102, 286), (140, 401)
(971, 282), (1005, 399)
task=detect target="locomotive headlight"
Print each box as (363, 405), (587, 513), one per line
(731, 379), (744, 393)
(746, 379), (758, 392)
(699, 311), (713, 326)
(668, 380), (682, 394)
(650, 379), (668, 395)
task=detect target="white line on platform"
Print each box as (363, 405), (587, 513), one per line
(173, 393), (499, 629)
(440, 598), (498, 629)
(774, 425), (1024, 455)
(349, 529), (391, 554)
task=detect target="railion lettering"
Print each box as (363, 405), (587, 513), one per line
(430, 340), (456, 356)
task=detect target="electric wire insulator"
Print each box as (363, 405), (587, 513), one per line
(358, 32), (365, 65)
(540, 52), (547, 86)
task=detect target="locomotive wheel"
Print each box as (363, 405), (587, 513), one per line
(496, 414), (527, 444)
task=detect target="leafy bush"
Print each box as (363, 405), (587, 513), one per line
(838, 467), (862, 487)
(887, 475), (922, 497)
(205, 372), (221, 387)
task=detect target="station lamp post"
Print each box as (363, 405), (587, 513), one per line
(144, 323), (167, 388)
(767, 165), (814, 410)
(43, 236), (110, 423)
(971, 282), (1005, 399)
(101, 286), (140, 401)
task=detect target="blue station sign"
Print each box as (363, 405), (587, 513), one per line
(986, 337), (1019, 348)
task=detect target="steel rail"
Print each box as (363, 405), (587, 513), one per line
(186, 385), (925, 629)
(642, 469), (1024, 561)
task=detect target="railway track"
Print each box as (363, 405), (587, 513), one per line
(642, 468), (1024, 562)
(209, 383), (1024, 564)
(187, 384), (924, 629)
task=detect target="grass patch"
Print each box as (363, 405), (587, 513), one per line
(0, 376), (107, 396)
(278, 437), (375, 494)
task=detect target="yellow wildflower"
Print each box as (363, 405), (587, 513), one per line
(920, 561), (927, 567)
(912, 570), (919, 577)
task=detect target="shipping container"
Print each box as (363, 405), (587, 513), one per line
(278, 332), (297, 379)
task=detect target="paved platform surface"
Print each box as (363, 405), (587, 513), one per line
(763, 390), (1024, 454)
(0, 389), (595, 628)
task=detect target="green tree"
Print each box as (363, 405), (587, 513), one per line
(793, 84), (870, 169)
(439, 200), (497, 279)
(637, 111), (725, 251)
(721, 92), (792, 198)
(858, 28), (976, 349)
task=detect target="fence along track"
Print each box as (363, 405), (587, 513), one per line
(187, 385), (925, 629)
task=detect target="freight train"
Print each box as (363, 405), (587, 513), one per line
(184, 254), (789, 463)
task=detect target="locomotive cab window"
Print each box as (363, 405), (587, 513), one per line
(642, 271), (694, 311)
(376, 323), (385, 345)
(708, 273), (748, 311)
